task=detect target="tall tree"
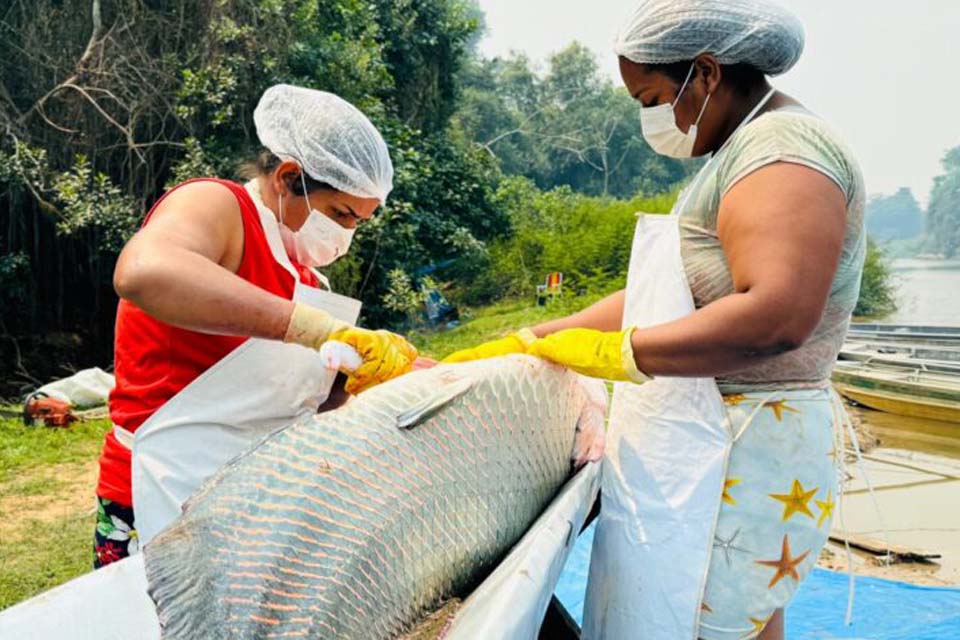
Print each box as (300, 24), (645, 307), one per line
(454, 43), (689, 198)
(925, 146), (960, 258)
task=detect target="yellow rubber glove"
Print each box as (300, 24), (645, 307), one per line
(283, 303), (417, 395)
(329, 327), (418, 395)
(283, 303), (350, 349)
(526, 327), (650, 383)
(442, 328), (538, 364)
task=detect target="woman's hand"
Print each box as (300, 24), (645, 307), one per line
(571, 376), (609, 467)
(442, 290), (628, 364)
(441, 329), (537, 363)
(284, 305), (417, 393)
(526, 328), (648, 383)
(328, 327), (419, 394)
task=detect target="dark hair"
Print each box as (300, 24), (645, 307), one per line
(647, 61), (766, 98)
(237, 148), (335, 195)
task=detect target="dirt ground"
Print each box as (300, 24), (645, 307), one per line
(0, 461), (98, 542)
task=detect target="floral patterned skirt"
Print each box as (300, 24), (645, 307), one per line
(93, 496), (139, 569)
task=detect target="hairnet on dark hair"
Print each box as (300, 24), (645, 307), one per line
(614, 0), (805, 76)
(254, 85), (394, 203)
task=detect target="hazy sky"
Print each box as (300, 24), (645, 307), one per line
(476, 0), (960, 205)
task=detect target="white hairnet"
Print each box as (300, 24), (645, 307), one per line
(254, 84), (394, 203)
(614, 0), (804, 76)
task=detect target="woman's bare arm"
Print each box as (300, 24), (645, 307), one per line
(630, 162), (847, 377)
(113, 181), (294, 340)
(532, 289), (626, 336)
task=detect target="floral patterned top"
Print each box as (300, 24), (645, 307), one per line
(676, 105), (866, 392)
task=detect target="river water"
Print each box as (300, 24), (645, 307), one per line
(888, 258), (960, 324)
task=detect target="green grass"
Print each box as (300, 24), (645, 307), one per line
(409, 294), (604, 359)
(0, 413), (110, 610)
(0, 512), (95, 611)
(0, 413), (110, 484)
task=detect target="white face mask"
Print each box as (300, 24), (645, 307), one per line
(639, 62), (712, 159)
(277, 171), (355, 268)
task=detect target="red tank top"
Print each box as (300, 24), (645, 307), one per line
(96, 178), (318, 505)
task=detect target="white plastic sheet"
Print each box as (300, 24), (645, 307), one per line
(0, 465), (600, 640)
(0, 554), (159, 640)
(35, 367), (114, 408)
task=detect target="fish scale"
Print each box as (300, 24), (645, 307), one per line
(144, 355), (603, 639)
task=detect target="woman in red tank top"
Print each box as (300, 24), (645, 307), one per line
(94, 85), (417, 568)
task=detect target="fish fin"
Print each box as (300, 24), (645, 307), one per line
(397, 375), (474, 430)
(145, 520), (221, 639)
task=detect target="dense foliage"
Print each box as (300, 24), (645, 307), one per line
(926, 145), (960, 258)
(452, 177), (676, 306)
(0, 1), (900, 396)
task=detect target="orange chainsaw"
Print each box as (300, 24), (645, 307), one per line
(23, 392), (77, 428)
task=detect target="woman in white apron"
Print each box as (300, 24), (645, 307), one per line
(446, 2), (865, 638)
(94, 85), (418, 567)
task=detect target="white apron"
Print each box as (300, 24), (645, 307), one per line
(581, 212), (730, 640)
(127, 188), (361, 545)
(582, 88), (776, 640)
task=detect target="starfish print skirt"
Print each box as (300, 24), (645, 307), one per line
(698, 388), (839, 640)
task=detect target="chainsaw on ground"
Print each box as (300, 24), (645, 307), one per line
(22, 392), (77, 428)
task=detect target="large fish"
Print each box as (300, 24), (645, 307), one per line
(144, 354), (606, 639)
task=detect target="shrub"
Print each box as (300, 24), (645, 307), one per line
(854, 239), (897, 318)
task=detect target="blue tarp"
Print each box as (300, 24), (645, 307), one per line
(555, 524), (960, 640)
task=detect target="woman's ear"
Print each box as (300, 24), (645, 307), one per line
(695, 54), (723, 95)
(273, 160), (301, 197)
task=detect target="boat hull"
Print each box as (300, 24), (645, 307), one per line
(832, 367), (960, 424)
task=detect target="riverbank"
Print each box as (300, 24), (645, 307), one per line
(820, 405), (960, 587)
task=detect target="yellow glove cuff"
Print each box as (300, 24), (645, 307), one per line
(283, 303), (350, 350)
(514, 327), (538, 348)
(620, 327), (651, 384)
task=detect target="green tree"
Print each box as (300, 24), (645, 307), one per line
(454, 43), (689, 199)
(925, 146), (960, 258)
(854, 239), (897, 318)
(0, 0), (497, 390)
(865, 187), (924, 242)
(372, 0), (481, 133)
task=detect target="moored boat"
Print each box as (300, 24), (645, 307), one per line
(848, 323), (960, 347)
(840, 341), (960, 375)
(832, 360), (960, 424)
